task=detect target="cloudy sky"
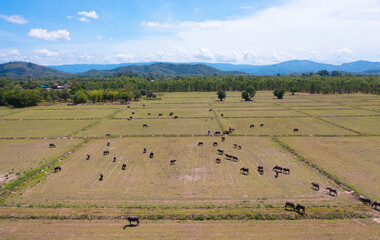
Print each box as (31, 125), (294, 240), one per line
(1, 0), (380, 65)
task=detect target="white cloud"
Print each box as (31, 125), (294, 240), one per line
(77, 10), (98, 19)
(97, 35), (103, 40)
(240, 6), (253, 9)
(194, 48), (214, 60)
(336, 48), (354, 55)
(141, 21), (170, 28)
(28, 29), (71, 41)
(79, 17), (90, 22)
(117, 54), (134, 61)
(67, 15), (74, 19)
(0, 14), (28, 24)
(177, 32), (186, 40)
(34, 49), (59, 57)
(7, 50), (20, 56)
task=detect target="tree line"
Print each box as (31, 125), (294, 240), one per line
(0, 73), (379, 108)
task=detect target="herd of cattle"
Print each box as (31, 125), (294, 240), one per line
(49, 128), (380, 219)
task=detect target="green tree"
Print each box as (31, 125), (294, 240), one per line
(217, 90), (226, 101)
(73, 91), (88, 104)
(273, 89), (285, 99)
(242, 85), (256, 101)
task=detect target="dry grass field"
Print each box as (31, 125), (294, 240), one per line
(0, 91), (379, 238)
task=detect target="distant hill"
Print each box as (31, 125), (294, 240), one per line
(0, 61), (69, 78)
(79, 62), (244, 76)
(50, 60), (380, 75)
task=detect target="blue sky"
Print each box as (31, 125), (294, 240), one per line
(1, 0), (380, 65)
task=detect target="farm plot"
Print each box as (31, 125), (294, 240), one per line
(115, 107), (213, 118)
(0, 109), (116, 120)
(217, 109), (307, 118)
(0, 120), (93, 138)
(130, 103), (210, 109)
(0, 139), (81, 185)
(7, 137), (353, 207)
(219, 117), (356, 136)
(320, 116), (380, 135)
(300, 109), (378, 117)
(280, 137), (380, 199)
(75, 119), (220, 137)
(1, 219), (379, 240)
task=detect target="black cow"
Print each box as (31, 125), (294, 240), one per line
(258, 166), (264, 175)
(49, 143), (56, 148)
(103, 150), (110, 155)
(214, 131), (221, 136)
(106, 133), (111, 136)
(174, 116), (179, 119)
(228, 127), (235, 132)
(273, 165), (283, 173)
(215, 158), (221, 164)
(217, 149), (224, 155)
(311, 182), (319, 191)
(232, 156), (239, 162)
(282, 168), (290, 174)
(295, 204), (305, 214)
(233, 144), (237, 148)
(142, 104), (145, 107)
(213, 142), (218, 147)
(240, 167), (249, 175)
(132, 112), (135, 115)
(169, 112), (173, 116)
(260, 123), (264, 127)
(127, 106), (130, 108)
(148, 113), (151, 116)
(149, 152), (154, 158)
(54, 166), (61, 172)
(223, 130), (231, 135)
(293, 128), (299, 132)
(143, 148), (147, 153)
(326, 187), (338, 197)
(359, 196), (372, 206)
(221, 136), (225, 142)
(122, 163), (126, 170)
(209, 109), (212, 112)
(221, 113), (224, 117)
(250, 124), (254, 128)
(126, 216), (140, 226)
(170, 159), (176, 165)
(99, 173), (103, 181)
(198, 142), (203, 146)
(238, 145), (242, 150)
(158, 113), (163, 117)
(208, 130), (211, 136)
(86, 154), (90, 160)
(107, 141), (110, 146)
(285, 201), (295, 211)
(113, 156), (117, 162)
(143, 124), (148, 127)
(371, 201), (380, 209)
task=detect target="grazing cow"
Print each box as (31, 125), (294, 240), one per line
(260, 123), (264, 127)
(99, 173), (103, 181)
(233, 144), (237, 148)
(275, 172), (279, 178)
(209, 109), (212, 112)
(149, 152), (154, 158)
(240, 167), (249, 175)
(250, 124), (255, 128)
(122, 163), (126, 170)
(107, 141), (110, 146)
(371, 201), (380, 210)
(285, 201), (295, 211)
(221, 136), (225, 142)
(214, 131), (221, 136)
(127, 117), (132, 121)
(208, 130), (211, 136)
(169, 112), (173, 116)
(106, 133), (111, 136)
(258, 166), (264, 175)
(158, 113), (163, 117)
(213, 142), (218, 147)
(216, 158), (221, 164)
(54, 166), (61, 172)
(238, 145), (242, 150)
(49, 143), (56, 148)
(311, 182), (320, 191)
(113, 156), (117, 162)
(129, 116), (133, 119)
(293, 128), (299, 132)
(143, 104), (145, 107)
(127, 106), (130, 108)
(229, 127), (235, 132)
(86, 154), (90, 160)
(359, 196), (372, 206)
(170, 159), (176, 165)
(174, 116), (179, 119)
(126, 216), (140, 226)
(143, 124), (148, 127)
(326, 187), (338, 197)
(217, 149), (224, 155)
(282, 168), (290, 174)
(148, 113), (151, 116)
(143, 148), (147, 153)
(198, 142), (203, 146)
(103, 150), (110, 155)
(221, 113), (224, 117)
(225, 154), (232, 160)
(223, 130), (231, 135)
(273, 165), (283, 173)
(295, 204), (305, 214)
(231, 156), (239, 162)
(132, 112), (135, 115)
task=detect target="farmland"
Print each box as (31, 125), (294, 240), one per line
(0, 91), (379, 238)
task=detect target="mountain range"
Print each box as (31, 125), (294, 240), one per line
(1, 60), (380, 78)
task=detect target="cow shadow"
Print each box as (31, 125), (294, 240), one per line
(123, 224), (138, 229)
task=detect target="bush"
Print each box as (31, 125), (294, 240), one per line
(274, 89), (285, 99)
(73, 91), (88, 104)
